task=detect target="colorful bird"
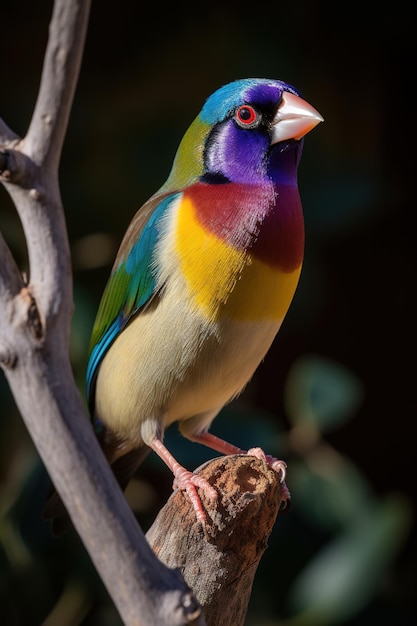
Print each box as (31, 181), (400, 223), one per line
(84, 78), (323, 525)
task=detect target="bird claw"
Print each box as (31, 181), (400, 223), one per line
(247, 447), (286, 481)
(247, 447), (291, 509)
(173, 467), (218, 524)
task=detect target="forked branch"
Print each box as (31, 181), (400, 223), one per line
(0, 2), (204, 625)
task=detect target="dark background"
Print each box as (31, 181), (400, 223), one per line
(0, 1), (415, 625)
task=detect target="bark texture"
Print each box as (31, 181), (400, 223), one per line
(148, 455), (285, 626)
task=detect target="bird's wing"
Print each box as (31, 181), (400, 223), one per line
(86, 191), (180, 403)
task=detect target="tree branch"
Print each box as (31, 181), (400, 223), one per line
(24, 0), (89, 167)
(2, 0), (92, 327)
(147, 456), (286, 626)
(1, 2), (288, 624)
(0, 2), (205, 624)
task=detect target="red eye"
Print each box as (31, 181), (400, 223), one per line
(235, 105), (258, 127)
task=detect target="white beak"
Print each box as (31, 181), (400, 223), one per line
(271, 92), (323, 144)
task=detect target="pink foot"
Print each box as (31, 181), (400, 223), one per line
(182, 432), (291, 512)
(247, 447), (287, 480)
(247, 447), (291, 510)
(149, 436), (217, 524)
(172, 467), (218, 524)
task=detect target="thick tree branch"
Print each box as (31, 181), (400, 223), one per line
(1, 2), (288, 624)
(2, 0), (91, 328)
(0, 1), (205, 624)
(147, 456), (286, 626)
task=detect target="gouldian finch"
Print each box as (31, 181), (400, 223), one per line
(60, 78), (322, 527)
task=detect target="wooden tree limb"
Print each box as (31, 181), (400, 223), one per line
(24, 0), (88, 166)
(1, 2), (288, 624)
(0, 0), (88, 333)
(147, 455), (286, 626)
(0, 2), (205, 624)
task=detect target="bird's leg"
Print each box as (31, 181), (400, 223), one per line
(149, 436), (218, 524)
(190, 431), (291, 508)
(189, 432), (287, 479)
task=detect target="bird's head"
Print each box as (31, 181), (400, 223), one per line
(161, 78), (323, 191)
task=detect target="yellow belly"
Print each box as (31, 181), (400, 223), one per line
(94, 194), (302, 446)
(94, 278), (283, 446)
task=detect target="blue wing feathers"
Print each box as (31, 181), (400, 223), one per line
(86, 193), (179, 405)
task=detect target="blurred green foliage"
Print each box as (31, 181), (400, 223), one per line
(1, 1), (415, 625)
